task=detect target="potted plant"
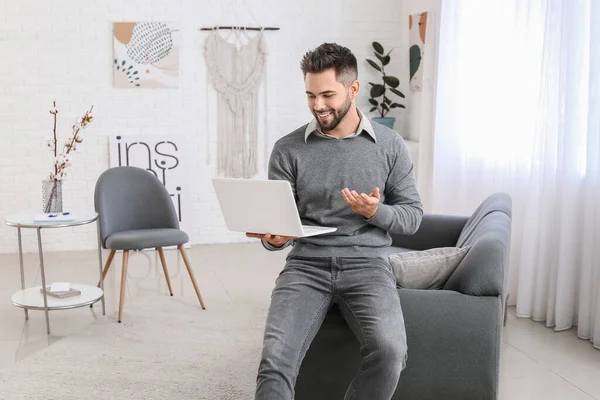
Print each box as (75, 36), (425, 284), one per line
(366, 41), (406, 129)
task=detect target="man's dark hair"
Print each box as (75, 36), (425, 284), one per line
(300, 43), (358, 87)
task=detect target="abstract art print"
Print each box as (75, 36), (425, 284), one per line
(113, 22), (179, 88)
(409, 12), (428, 92)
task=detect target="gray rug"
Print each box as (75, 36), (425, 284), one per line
(0, 296), (269, 399)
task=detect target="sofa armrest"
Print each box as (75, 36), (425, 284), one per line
(390, 214), (468, 250)
(443, 213), (511, 297)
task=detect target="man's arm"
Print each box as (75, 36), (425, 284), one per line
(366, 137), (423, 234)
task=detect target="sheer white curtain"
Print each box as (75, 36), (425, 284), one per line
(433, 0), (600, 349)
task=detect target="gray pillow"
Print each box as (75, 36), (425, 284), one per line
(389, 246), (472, 289)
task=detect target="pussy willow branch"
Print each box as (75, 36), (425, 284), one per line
(52, 101), (58, 179)
(64, 105), (94, 155)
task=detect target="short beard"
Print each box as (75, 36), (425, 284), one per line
(316, 93), (352, 132)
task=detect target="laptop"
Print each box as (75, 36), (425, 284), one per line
(212, 178), (337, 238)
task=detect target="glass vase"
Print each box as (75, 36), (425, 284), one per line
(42, 180), (63, 213)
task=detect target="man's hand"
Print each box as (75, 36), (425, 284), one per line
(246, 232), (297, 248)
(341, 187), (380, 219)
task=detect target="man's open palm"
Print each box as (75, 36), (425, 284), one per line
(341, 187), (380, 218)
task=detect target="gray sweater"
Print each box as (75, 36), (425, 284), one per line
(262, 118), (423, 258)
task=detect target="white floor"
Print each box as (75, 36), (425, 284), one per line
(1, 242), (600, 399)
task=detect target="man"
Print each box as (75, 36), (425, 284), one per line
(247, 42), (423, 400)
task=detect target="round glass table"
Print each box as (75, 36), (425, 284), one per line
(4, 211), (106, 334)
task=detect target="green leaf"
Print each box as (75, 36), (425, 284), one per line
(128, 66), (133, 70)
(373, 46), (390, 65)
(369, 106), (378, 112)
(391, 103), (406, 109)
(369, 99), (379, 106)
(373, 42), (384, 55)
(132, 71), (138, 75)
(114, 59), (117, 64)
(121, 60), (125, 66)
(383, 76), (400, 88)
(366, 59), (381, 72)
(117, 66), (120, 70)
(390, 88), (406, 98)
(370, 84), (385, 98)
(381, 103), (389, 111)
(384, 96), (391, 105)
(368, 82), (376, 86)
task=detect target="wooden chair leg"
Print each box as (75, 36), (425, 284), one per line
(178, 245), (206, 309)
(97, 249), (116, 287)
(118, 250), (130, 323)
(157, 247), (174, 296)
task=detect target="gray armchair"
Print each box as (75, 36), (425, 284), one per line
(295, 193), (512, 400)
(94, 166), (206, 323)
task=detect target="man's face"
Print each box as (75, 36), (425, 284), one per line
(305, 69), (356, 132)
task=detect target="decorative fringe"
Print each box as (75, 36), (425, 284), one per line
(205, 31), (266, 178)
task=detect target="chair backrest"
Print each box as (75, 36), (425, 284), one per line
(94, 166), (180, 247)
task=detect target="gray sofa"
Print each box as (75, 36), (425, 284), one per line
(295, 192), (512, 400)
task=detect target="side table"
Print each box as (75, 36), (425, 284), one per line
(4, 211), (105, 334)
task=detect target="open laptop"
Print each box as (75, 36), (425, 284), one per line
(212, 178), (337, 237)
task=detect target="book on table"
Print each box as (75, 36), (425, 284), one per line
(33, 212), (76, 222)
(39, 282), (81, 299)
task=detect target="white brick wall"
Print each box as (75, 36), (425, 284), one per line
(0, 0), (405, 254)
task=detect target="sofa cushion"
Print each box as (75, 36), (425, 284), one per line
(381, 245), (414, 259)
(389, 246), (472, 289)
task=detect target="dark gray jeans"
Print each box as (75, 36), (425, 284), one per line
(255, 256), (408, 400)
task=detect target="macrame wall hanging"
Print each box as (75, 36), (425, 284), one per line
(201, 4), (279, 178)
(204, 29), (265, 178)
